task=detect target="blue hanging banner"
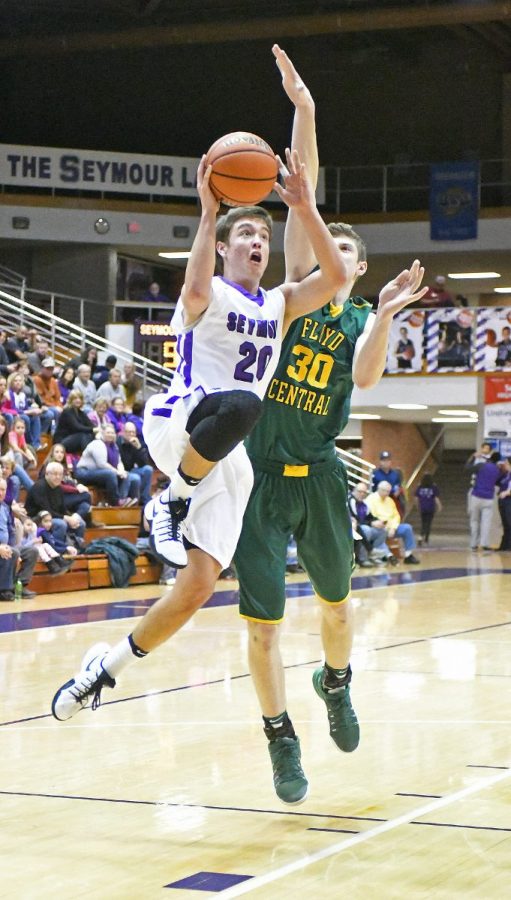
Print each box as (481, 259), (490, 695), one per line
(429, 161), (479, 241)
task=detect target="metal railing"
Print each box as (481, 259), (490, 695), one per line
(337, 447), (375, 490)
(404, 428), (446, 493)
(0, 288), (171, 396)
(324, 157), (511, 215)
(0, 264), (26, 288)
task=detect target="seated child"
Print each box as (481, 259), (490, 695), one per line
(34, 510), (79, 561)
(22, 517), (73, 575)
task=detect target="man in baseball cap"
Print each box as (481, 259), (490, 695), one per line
(33, 358), (62, 429)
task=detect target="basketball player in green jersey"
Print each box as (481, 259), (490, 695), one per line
(234, 46), (428, 804)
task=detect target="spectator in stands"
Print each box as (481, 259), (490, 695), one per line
(126, 400), (145, 443)
(0, 476), (38, 601)
(17, 363), (55, 438)
(0, 415), (33, 492)
(5, 325), (30, 364)
(418, 275), (455, 308)
(39, 443), (92, 522)
(25, 328), (41, 353)
(372, 450), (405, 514)
(93, 354), (117, 388)
(27, 339), (51, 375)
(34, 509), (80, 560)
(367, 481), (420, 564)
(32, 357), (63, 429)
(142, 281), (169, 303)
(348, 482), (393, 564)
(73, 364), (97, 412)
(106, 396), (128, 434)
(7, 371), (43, 448)
(58, 365), (77, 405)
(466, 451), (502, 550)
(121, 361), (143, 410)
(75, 423), (139, 507)
(0, 375), (16, 428)
(96, 368), (123, 405)
(53, 390), (97, 453)
(25, 462), (86, 551)
(21, 517), (72, 575)
(118, 421), (154, 506)
(88, 397), (110, 434)
(69, 346), (98, 377)
(414, 472), (442, 545)
(0, 337), (18, 379)
(9, 417), (37, 472)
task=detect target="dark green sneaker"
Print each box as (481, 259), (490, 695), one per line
(312, 667), (360, 752)
(267, 736), (308, 804)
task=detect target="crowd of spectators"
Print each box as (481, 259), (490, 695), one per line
(0, 327), (156, 601)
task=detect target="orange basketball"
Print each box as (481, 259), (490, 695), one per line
(204, 131), (278, 207)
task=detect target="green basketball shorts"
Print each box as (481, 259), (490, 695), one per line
(234, 457), (354, 622)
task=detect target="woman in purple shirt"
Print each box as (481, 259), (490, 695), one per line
(414, 473), (442, 545)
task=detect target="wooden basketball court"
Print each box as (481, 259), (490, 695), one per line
(1, 547), (511, 898)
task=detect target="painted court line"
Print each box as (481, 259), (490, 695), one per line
(215, 767), (511, 898)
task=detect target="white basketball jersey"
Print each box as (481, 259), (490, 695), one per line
(170, 276), (285, 400)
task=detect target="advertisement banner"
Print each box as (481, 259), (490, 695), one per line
(435, 308), (475, 372)
(385, 309), (425, 374)
(482, 307), (511, 371)
(484, 373), (511, 442)
(430, 161), (479, 241)
(0, 143), (326, 203)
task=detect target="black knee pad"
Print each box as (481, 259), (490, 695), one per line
(187, 390), (263, 462)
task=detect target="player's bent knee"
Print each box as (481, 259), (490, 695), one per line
(188, 390), (263, 462)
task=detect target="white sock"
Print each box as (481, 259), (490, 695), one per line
(170, 467), (199, 501)
(103, 636), (146, 678)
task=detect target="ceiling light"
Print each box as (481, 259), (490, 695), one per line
(447, 272), (500, 279)
(494, 287), (511, 293)
(431, 417), (477, 424)
(349, 413), (381, 420)
(159, 251), (192, 259)
(387, 403), (428, 410)
(437, 409), (478, 417)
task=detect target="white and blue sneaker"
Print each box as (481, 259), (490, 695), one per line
(144, 490), (190, 568)
(51, 642), (115, 721)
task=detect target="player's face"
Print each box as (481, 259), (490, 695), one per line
(333, 236), (367, 283)
(220, 218), (271, 283)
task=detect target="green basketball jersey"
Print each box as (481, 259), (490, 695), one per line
(246, 296), (373, 465)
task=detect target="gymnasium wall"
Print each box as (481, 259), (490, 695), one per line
(0, 31), (502, 167)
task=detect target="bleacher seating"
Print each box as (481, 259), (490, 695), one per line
(22, 441), (162, 595)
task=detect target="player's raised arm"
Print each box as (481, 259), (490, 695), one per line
(352, 260), (428, 390)
(272, 44), (319, 282)
(180, 155), (220, 326)
(274, 149), (348, 328)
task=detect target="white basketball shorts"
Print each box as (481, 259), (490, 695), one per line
(143, 390), (254, 569)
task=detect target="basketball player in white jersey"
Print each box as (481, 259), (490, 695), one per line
(51, 124), (349, 720)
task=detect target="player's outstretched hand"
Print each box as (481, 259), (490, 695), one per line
(196, 154), (220, 214)
(272, 44), (314, 110)
(273, 148), (314, 210)
(377, 260), (428, 318)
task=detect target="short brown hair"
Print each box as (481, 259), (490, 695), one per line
(215, 206), (273, 274)
(328, 222), (367, 262)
